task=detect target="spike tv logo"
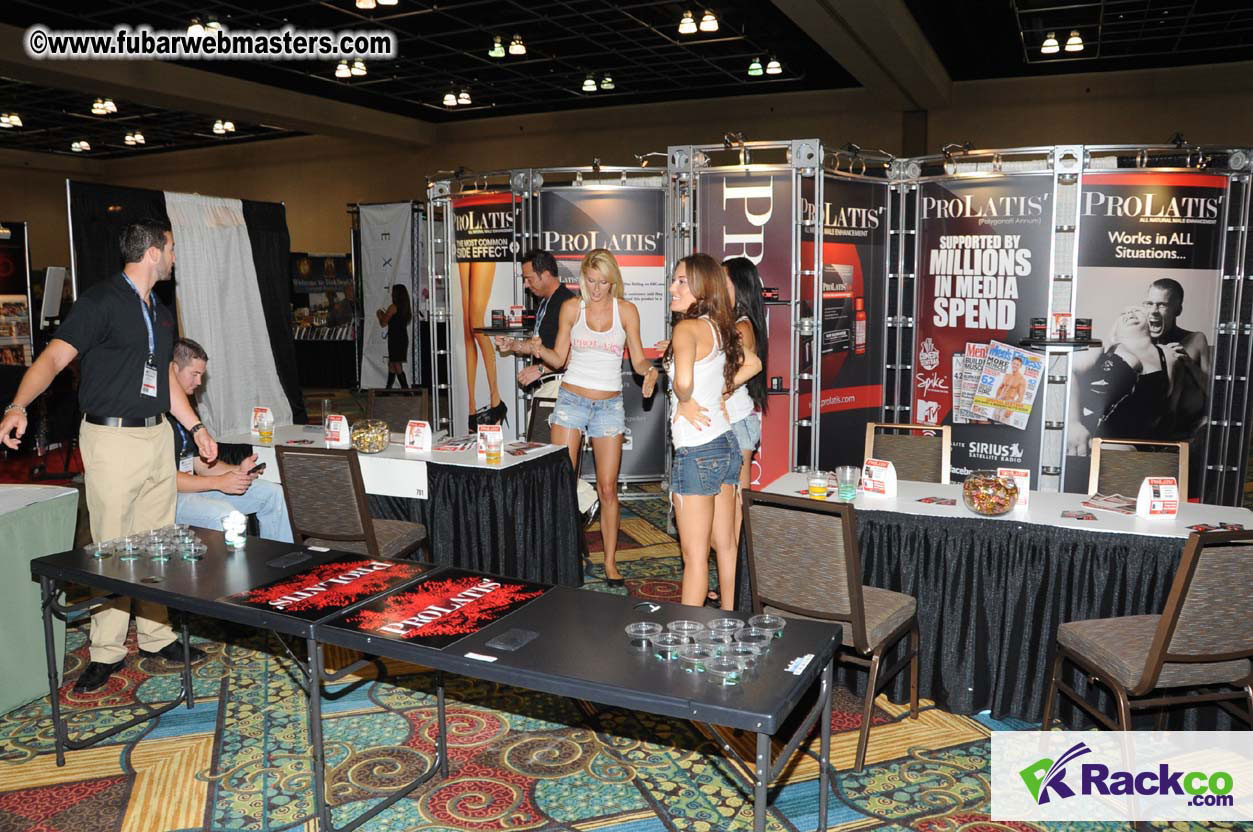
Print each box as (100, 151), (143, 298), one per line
(344, 569), (549, 649)
(223, 557), (430, 622)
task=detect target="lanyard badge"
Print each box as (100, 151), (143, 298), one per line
(123, 275), (159, 398)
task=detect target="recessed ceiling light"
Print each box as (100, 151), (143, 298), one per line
(488, 35), (505, 58)
(582, 74), (597, 92)
(678, 11), (697, 35)
(335, 59), (351, 78)
(1041, 32), (1060, 54)
(443, 91), (457, 107)
(699, 10), (718, 32)
(747, 57), (763, 76)
(458, 89), (471, 105)
(1064, 30), (1083, 52)
(509, 34), (526, 55)
(600, 73), (614, 90)
(765, 57), (781, 75)
(351, 59), (367, 76)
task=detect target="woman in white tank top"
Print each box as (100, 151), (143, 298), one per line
(522, 249), (659, 586)
(665, 254), (762, 610)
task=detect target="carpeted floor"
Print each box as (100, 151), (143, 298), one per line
(0, 490), (1239, 832)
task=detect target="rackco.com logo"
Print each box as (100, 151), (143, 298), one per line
(1020, 742), (1236, 808)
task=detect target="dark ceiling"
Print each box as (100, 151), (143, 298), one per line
(1, 0), (1252, 159)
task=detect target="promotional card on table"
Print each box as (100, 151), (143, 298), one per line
(220, 557), (431, 622)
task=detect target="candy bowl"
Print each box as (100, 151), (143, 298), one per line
(961, 470), (1019, 517)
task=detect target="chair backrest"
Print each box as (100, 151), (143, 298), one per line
(742, 490), (869, 652)
(273, 446), (379, 555)
(527, 396), (557, 443)
(367, 388), (429, 434)
(1138, 529), (1253, 693)
(1088, 438), (1187, 497)
(864, 422), (951, 484)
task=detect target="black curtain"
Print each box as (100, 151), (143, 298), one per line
(67, 181), (173, 306)
(242, 200), (306, 424)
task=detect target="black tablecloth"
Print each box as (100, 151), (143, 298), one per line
(369, 450), (583, 587)
(734, 507), (1233, 728)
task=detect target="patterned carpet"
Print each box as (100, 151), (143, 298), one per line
(0, 490), (1238, 832)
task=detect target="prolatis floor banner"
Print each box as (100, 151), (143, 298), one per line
(912, 176), (1053, 479)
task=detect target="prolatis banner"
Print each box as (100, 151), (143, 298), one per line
(801, 176), (889, 470)
(221, 557), (430, 622)
(698, 172), (794, 485)
(912, 176), (1053, 478)
(339, 568), (549, 649)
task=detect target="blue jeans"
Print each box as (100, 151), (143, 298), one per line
(175, 479), (294, 543)
(550, 387), (625, 437)
(671, 431), (741, 496)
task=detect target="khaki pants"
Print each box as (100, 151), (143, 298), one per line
(79, 418), (177, 663)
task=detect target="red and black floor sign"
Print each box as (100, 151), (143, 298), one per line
(336, 569), (550, 649)
(221, 557), (431, 622)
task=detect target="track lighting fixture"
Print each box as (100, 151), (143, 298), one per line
(582, 74), (597, 92)
(335, 60), (351, 78)
(765, 57), (781, 75)
(488, 35), (505, 58)
(443, 91), (457, 107)
(747, 57), (763, 76)
(678, 11), (697, 35)
(599, 73), (614, 90)
(509, 34), (526, 55)
(351, 59), (367, 76)
(699, 10), (718, 32)
(1064, 30), (1083, 52)
(1041, 32), (1059, 54)
(457, 89), (471, 105)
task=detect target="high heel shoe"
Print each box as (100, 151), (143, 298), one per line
(481, 400), (508, 427)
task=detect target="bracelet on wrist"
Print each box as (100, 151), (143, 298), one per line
(4, 403), (26, 415)
(190, 422), (205, 435)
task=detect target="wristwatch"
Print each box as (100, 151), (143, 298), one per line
(190, 422), (205, 435)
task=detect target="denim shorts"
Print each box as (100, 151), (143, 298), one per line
(671, 431), (741, 496)
(730, 412), (762, 452)
(550, 387), (625, 438)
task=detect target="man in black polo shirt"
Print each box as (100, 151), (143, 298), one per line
(495, 249), (576, 388)
(0, 218), (218, 692)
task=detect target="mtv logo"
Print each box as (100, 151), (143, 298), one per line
(917, 399), (940, 425)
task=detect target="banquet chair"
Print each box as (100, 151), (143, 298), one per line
(1088, 437), (1188, 497)
(863, 422), (951, 484)
(367, 388), (429, 434)
(275, 446), (426, 559)
(743, 490), (919, 770)
(1041, 528), (1253, 731)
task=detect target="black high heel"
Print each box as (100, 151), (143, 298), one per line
(482, 400), (509, 427)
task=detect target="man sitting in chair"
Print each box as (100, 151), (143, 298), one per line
(169, 338), (293, 541)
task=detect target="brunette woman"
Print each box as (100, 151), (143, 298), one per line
(666, 254), (761, 609)
(722, 257), (768, 552)
(376, 283), (413, 388)
(520, 249), (659, 585)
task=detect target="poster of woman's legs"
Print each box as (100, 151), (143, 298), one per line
(451, 193), (518, 438)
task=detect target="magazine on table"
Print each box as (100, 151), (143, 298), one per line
(956, 342), (991, 423)
(1080, 493), (1137, 516)
(970, 340), (1044, 429)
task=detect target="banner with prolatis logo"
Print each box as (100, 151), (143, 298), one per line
(991, 732), (1253, 821)
(912, 176), (1053, 480)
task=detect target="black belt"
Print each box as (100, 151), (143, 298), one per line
(84, 414), (163, 428)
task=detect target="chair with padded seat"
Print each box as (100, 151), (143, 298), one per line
(367, 388), (429, 435)
(1088, 437), (1188, 497)
(743, 489), (919, 770)
(1042, 528), (1253, 731)
(863, 422), (951, 484)
(274, 445), (425, 559)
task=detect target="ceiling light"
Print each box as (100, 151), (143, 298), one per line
(213, 119), (225, 134)
(91, 98), (107, 115)
(1040, 32), (1059, 54)
(72, 140), (90, 152)
(747, 57), (763, 76)
(582, 74), (597, 92)
(0, 115), (10, 128)
(335, 59), (351, 78)
(187, 18), (205, 36)
(765, 57), (781, 75)
(1064, 30), (1083, 52)
(133, 131), (145, 144)
(351, 59), (367, 76)
(378, 0), (398, 5)
(488, 35), (505, 58)
(443, 91), (457, 107)
(699, 10), (718, 32)
(7, 113), (21, 127)
(205, 18), (222, 33)
(356, 0), (376, 8)
(678, 11), (697, 35)
(124, 133), (136, 145)
(458, 89), (471, 105)
(104, 98), (116, 113)
(600, 73), (614, 90)
(509, 34), (526, 55)
(223, 120), (235, 132)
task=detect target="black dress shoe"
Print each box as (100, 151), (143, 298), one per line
(148, 640), (208, 664)
(73, 659), (125, 693)
(605, 574), (625, 588)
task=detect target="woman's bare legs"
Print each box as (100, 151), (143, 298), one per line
(711, 483), (739, 611)
(674, 491), (716, 607)
(469, 262), (501, 408)
(591, 434), (623, 581)
(458, 262), (477, 414)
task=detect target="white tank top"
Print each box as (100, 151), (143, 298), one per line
(561, 298), (625, 392)
(725, 316), (755, 423)
(669, 317), (731, 448)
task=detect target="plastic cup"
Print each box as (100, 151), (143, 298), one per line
(694, 630), (733, 654)
(117, 536), (142, 562)
(678, 643), (718, 673)
(258, 412), (274, 445)
(748, 613), (787, 640)
(734, 627), (773, 652)
(181, 541), (208, 562)
(667, 620), (705, 638)
(88, 541), (111, 560)
(148, 541), (171, 562)
(807, 473), (829, 500)
(484, 432), (503, 465)
(705, 657), (744, 686)
(724, 643), (761, 670)
(652, 632), (689, 661)
(625, 621), (663, 651)
(835, 465), (860, 501)
(708, 617), (744, 636)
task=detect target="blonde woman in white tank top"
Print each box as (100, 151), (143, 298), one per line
(521, 249), (659, 586)
(665, 254), (762, 610)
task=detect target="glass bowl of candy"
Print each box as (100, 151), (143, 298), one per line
(350, 419), (390, 454)
(961, 470), (1019, 517)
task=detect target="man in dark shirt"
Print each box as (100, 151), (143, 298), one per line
(0, 219), (218, 692)
(495, 249), (576, 387)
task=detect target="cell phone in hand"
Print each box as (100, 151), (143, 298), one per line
(247, 462), (266, 475)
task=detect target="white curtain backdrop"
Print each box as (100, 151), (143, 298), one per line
(359, 203), (414, 389)
(165, 191), (293, 436)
